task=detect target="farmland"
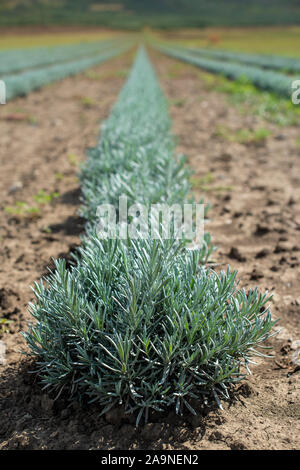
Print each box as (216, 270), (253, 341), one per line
(3, 41), (133, 101)
(159, 26), (300, 57)
(0, 25), (300, 451)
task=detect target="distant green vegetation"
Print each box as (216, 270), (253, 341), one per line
(0, 32), (114, 50)
(176, 45), (300, 73)
(157, 44), (295, 98)
(201, 73), (300, 126)
(3, 42), (132, 102)
(160, 27), (300, 57)
(1, 1), (300, 29)
(0, 39), (123, 74)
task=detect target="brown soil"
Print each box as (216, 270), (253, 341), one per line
(0, 49), (299, 450)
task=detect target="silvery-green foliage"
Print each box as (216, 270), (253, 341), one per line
(80, 48), (212, 251)
(180, 46), (300, 74)
(24, 48), (275, 423)
(3, 41), (134, 102)
(80, 48), (208, 227)
(157, 45), (295, 97)
(25, 236), (275, 423)
(0, 38), (127, 76)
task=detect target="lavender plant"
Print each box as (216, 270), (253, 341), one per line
(24, 48), (275, 423)
(0, 38), (127, 76)
(156, 44), (295, 98)
(3, 40), (134, 102)
(25, 237), (274, 422)
(176, 45), (300, 74)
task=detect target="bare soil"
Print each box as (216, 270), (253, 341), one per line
(0, 50), (299, 450)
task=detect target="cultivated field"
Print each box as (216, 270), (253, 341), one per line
(158, 26), (300, 56)
(0, 28), (299, 450)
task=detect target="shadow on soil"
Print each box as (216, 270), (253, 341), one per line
(0, 358), (225, 450)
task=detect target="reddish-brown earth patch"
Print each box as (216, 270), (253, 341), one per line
(0, 50), (299, 450)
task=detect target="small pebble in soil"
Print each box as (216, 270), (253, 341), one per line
(0, 340), (6, 365)
(291, 350), (300, 367)
(8, 181), (23, 194)
(290, 340), (300, 350)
